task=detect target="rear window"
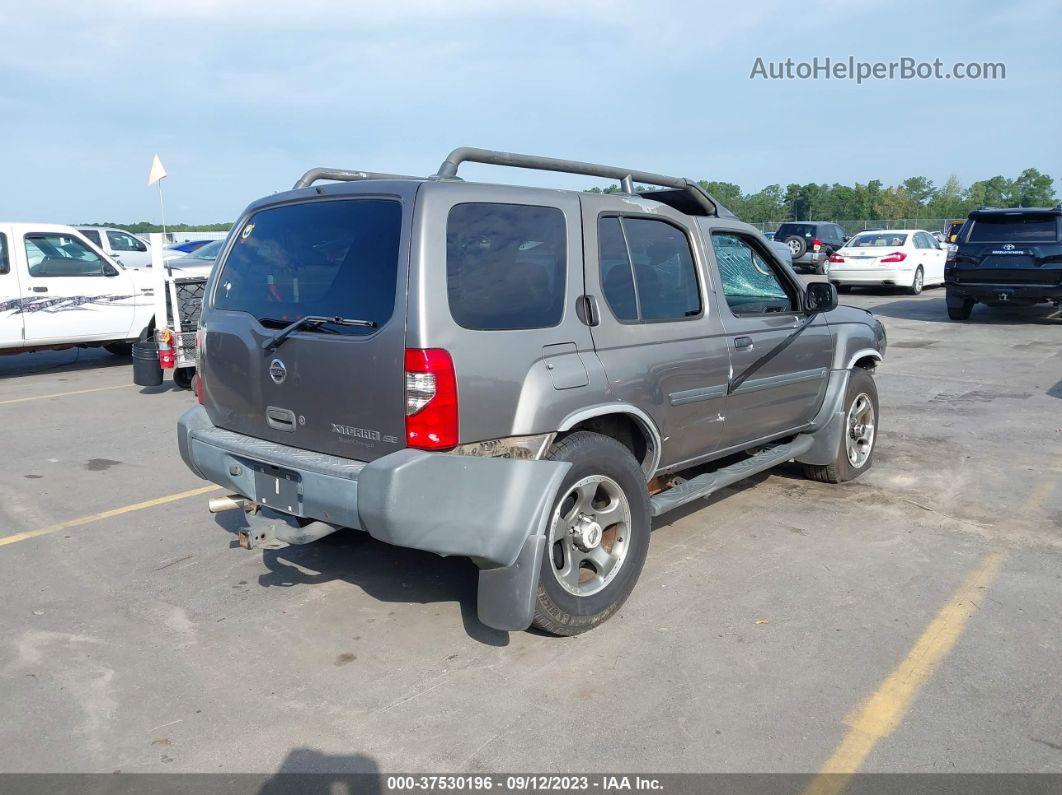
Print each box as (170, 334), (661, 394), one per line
(967, 215), (1059, 243)
(775, 224), (817, 239)
(214, 199), (402, 333)
(79, 229), (102, 246)
(849, 233), (908, 247)
(446, 203), (566, 331)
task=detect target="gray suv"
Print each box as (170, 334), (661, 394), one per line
(177, 148), (887, 635)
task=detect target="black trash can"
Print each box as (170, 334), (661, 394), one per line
(132, 340), (163, 387)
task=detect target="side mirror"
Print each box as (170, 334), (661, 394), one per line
(804, 281), (837, 314)
(103, 262), (120, 277)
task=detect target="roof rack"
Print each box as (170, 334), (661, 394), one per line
(434, 147), (721, 216)
(291, 148), (727, 217)
(293, 168), (419, 190)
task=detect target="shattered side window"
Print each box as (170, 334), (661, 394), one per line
(712, 232), (794, 315)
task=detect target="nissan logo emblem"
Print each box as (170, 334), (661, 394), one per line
(268, 359), (287, 384)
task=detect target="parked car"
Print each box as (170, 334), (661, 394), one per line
(774, 222), (847, 275)
(177, 147), (886, 636)
(77, 226), (182, 269)
(769, 239), (793, 267)
(166, 239), (215, 255)
(165, 238), (224, 275)
(762, 231), (775, 241)
(945, 206), (1062, 320)
(827, 229), (946, 295)
(0, 223), (153, 355)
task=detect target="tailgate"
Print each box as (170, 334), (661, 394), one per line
(201, 196), (409, 462)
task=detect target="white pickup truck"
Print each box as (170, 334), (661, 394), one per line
(0, 223), (154, 355)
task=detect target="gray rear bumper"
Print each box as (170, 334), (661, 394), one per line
(178, 406), (569, 630)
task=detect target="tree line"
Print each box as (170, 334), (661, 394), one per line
(77, 221), (231, 233)
(586, 167), (1057, 223)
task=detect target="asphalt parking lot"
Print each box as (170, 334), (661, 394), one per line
(0, 287), (1059, 776)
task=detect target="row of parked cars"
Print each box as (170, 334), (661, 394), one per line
(767, 210), (1062, 316)
(0, 224), (219, 356)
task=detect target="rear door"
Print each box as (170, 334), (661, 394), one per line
(705, 227), (833, 450)
(20, 230), (137, 342)
(201, 191), (412, 462)
(582, 196), (731, 469)
(0, 230), (25, 348)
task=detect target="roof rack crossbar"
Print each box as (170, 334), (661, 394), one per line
(293, 168), (420, 190)
(434, 147), (718, 216)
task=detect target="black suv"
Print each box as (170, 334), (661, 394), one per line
(945, 207), (1062, 320)
(774, 222), (847, 276)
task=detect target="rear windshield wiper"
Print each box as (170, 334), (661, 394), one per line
(263, 315), (377, 353)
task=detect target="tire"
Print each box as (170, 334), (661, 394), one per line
(173, 367), (195, 390)
(947, 298), (974, 320)
(816, 258), (830, 276)
(784, 235), (808, 259)
(907, 267), (924, 295)
(836, 284), (853, 294)
(802, 367), (878, 484)
(104, 342), (132, 356)
(532, 431), (651, 636)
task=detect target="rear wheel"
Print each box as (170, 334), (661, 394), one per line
(173, 367), (195, 390)
(532, 431), (651, 636)
(816, 258), (830, 276)
(947, 298), (974, 320)
(907, 267), (924, 295)
(803, 367), (878, 484)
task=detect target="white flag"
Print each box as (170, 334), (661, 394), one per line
(147, 154), (167, 186)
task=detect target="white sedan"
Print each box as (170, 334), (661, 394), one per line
(827, 229), (946, 295)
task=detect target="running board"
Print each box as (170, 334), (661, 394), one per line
(650, 434), (814, 517)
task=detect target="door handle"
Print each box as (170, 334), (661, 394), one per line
(734, 336), (753, 351)
(31, 286), (48, 293)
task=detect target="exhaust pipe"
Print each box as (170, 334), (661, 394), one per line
(208, 495), (248, 513)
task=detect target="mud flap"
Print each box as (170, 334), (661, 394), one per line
(356, 450), (571, 631)
(477, 533), (547, 631)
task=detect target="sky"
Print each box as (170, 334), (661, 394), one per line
(1, 0), (1059, 225)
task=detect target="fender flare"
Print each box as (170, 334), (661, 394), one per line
(557, 404), (663, 479)
(846, 348), (882, 370)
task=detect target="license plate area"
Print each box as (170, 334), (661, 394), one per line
(253, 464), (302, 515)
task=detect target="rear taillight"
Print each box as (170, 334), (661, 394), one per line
(812, 239), (824, 251)
(404, 348), (458, 450)
(828, 253), (845, 263)
(194, 327), (205, 404)
(880, 251), (907, 263)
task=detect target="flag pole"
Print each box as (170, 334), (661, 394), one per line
(157, 178), (168, 239)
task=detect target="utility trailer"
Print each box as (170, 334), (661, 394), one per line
(134, 232), (209, 390)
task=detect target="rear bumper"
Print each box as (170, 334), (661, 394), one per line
(830, 268), (908, 285)
(946, 282), (1062, 303)
(178, 405), (571, 630)
(793, 251), (827, 269)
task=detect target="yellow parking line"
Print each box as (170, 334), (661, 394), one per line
(804, 548), (1007, 795)
(0, 485), (221, 548)
(0, 384), (130, 406)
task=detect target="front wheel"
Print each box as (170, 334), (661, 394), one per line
(803, 367), (878, 484)
(533, 431), (651, 636)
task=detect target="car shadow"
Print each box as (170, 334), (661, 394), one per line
(213, 511), (511, 647)
(0, 347), (130, 379)
(258, 748), (382, 793)
(862, 293), (1061, 325)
